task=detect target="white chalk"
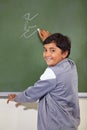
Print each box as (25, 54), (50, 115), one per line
(37, 28), (40, 32)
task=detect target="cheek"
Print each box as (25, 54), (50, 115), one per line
(54, 54), (63, 61)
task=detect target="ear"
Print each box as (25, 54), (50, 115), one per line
(62, 51), (68, 58)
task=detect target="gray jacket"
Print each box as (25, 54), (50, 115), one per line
(14, 58), (80, 130)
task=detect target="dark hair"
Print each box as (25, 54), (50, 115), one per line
(43, 33), (71, 58)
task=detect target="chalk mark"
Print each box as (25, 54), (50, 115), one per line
(20, 13), (39, 39)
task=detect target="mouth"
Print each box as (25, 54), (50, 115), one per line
(45, 57), (53, 63)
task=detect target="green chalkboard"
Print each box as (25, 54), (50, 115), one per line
(0, 0), (87, 92)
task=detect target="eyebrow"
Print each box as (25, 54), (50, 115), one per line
(43, 47), (56, 49)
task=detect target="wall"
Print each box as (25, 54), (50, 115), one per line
(0, 98), (87, 130)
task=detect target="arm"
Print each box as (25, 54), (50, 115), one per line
(14, 78), (56, 103)
(7, 68), (56, 103)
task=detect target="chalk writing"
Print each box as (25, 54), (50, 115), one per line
(20, 13), (39, 38)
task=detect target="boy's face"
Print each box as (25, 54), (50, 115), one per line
(43, 42), (68, 66)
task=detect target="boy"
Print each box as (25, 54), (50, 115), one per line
(7, 30), (80, 130)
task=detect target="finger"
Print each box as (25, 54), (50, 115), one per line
(7, 98), (14, 104)
(7, 99), (10, 104)
(37, 29), (43, 37)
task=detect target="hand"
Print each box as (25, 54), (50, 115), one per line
(7, 94), (16, 104)
(7, 94), (21, 107)
(37, 29), (51, 41)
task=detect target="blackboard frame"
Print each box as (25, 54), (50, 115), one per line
(0, 92), (87, 98)
(0, 0), (87, 95)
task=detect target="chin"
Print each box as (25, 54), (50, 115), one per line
(47, 63), (55, 66)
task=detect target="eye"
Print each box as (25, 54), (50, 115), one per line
(43, 48), (47, 52)
(50, 49), (56, 53)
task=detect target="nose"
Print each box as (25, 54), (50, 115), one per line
(44, 51), (51, 57)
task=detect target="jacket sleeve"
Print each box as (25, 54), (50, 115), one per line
(14, 68), (56, 103)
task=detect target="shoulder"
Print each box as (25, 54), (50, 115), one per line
(40, 67), (56, 80)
